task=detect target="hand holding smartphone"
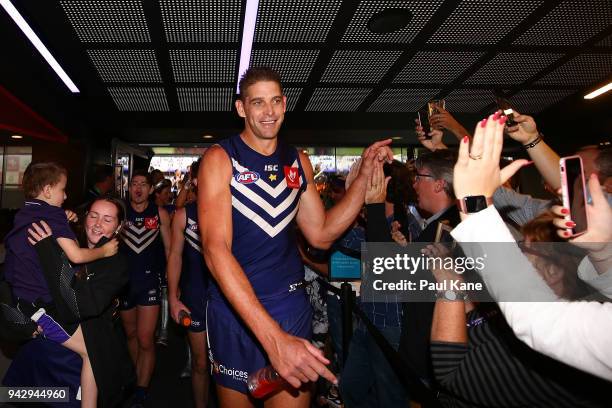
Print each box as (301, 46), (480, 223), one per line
(495, 97), (518, 127)
(560, 156), (588, 237)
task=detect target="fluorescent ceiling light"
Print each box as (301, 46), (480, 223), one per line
(11, 135), (23, 139)
(236, 0), (260, 93)
(203, 135), (214, 139)
(1, 0), (79, 93)
(584, 82), (612, 99)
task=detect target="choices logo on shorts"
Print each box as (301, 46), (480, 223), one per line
(218, 364), (248, 383)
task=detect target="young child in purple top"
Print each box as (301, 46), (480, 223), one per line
(3, 162), (118, 407)
(4, 162), (118, 305)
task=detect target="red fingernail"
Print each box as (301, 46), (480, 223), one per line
(480, 119), (488, 128)
(493, 111), (501, 120)
(564, 231), (571, 237)
(566, 221), (575, 227)
(462, 136), (469, 143)
(561, 208), (569, 215)
(499, 116), (507, 124)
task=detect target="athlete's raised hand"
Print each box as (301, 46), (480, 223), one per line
(267, 331), (337, 389)
(358, 139), (394, 181)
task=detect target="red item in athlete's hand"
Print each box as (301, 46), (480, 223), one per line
(247, 366), (286, 398)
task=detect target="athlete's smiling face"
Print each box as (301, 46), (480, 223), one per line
(236, 80), (286, 140)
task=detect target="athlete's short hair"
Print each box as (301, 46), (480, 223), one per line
(238, 67), (283, 100)
(130, 169), (151, 185)
(22, 162), (67, 199)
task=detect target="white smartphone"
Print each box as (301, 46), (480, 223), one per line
(560, 156), (588, 237)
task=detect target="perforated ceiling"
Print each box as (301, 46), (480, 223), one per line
(393, 51), (484, 84)
(367, 88), (442, 112)
(16, 0), (611, 135)
(88, 49), (162, 83)
(342, 0), (444, 43)
(108, 87), (169, 111)
(60, 0), (150, 42)
(514, 0), (612, 46)
(169, 49), (236, 83)
(159, 0), (242, 42)
(305, 88), (372, 111)
(321, 50), (402, 83)
(177, 87), (233, 111)
(466, 52), (563, 85)
(428, 0), (543, 44)
(255, 0), (342, 43)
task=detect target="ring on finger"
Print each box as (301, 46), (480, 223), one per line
(469, 153), (483, 160)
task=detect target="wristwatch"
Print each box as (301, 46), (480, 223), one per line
(436, 290), (468, 301)
(456, 195), (493, 214)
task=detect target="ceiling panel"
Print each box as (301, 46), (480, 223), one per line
(367, 88), (442, 112)
(108, 87), (169, 111)
(443, 89), (495, 113)
(177, 87), (233, 111)
(341, 0), (444, 43)
(159, 0), (242, 42)
(250, 49), (320, 83)
(321, 50), (402, 83)
(170, 49), (236, 82)
(255, 0), (342, 43)
(508, 89), (576, 113)
(536, 54), (612, 85)
(305, 88), (372, 111)
(465, 52), (563, 85)
(60, 0), (150, 42)
(596, 33), (612, 47)
(283, 87), (303, 111)
(514, 0), (612, 46)
(87, 49), (162, 83)
(393, 51), (484, 84)
(428, 0), (543, 44)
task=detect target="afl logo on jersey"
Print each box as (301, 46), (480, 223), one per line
(235, 171), (260, 184)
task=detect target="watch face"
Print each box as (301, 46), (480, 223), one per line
(465, 195), (488, 213)
(444, 290), (457, 301)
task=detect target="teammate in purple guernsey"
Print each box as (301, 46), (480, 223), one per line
(198, 67), (393, 408)
(167, 158), (210, 408)
(119, 169), (171, 406)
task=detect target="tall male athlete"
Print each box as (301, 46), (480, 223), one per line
(199, 67), (392, 408)
(120, 169), (171, 406)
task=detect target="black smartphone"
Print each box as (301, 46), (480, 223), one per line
(495, 97), (518, 127)
(418, 109), (431, 139)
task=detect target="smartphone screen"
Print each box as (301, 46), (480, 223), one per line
(495, 97), (518, 127)
(418, 109), (431, 138)
(561, 157), (587, 235)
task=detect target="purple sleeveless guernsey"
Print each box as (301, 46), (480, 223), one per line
(209, 134), (307, 314)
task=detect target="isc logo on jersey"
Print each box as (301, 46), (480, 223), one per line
(235, 171), (260, 184)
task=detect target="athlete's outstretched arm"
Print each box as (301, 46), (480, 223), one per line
(167, 207), (189, 323)
(296, 139), (393, 249)
(198, 146), (336, 389)
(159, 207), (172, 258)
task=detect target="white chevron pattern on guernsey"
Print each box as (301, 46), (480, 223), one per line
(122, 227), (158, 245)
(185, 221), (201, 243)
(231, 196), (299, 238)
(231, 158), (302, 198)
(123, 230), (160, 254)
(186, 237), (202, 254)
(231, 177), (300, 217)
